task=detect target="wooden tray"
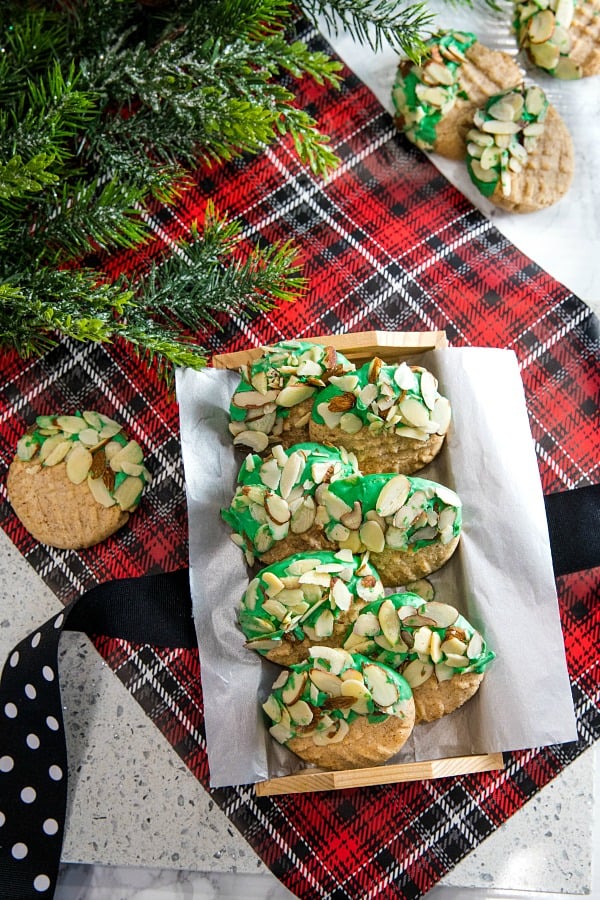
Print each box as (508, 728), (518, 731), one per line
(213, 330), (505, 796)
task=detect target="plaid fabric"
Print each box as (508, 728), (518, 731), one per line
(1, 18), (599, 900)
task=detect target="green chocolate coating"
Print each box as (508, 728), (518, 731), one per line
(221, 442), (360, 559)
(343, 592), (495, 676)
(323, 473), (462, 551)
(263, 650), (413, 743)
(239, 550), (384, 652)
(310, 358), (449, 440)
(392, 31), (477, 150)
(230, 340), (355, 424)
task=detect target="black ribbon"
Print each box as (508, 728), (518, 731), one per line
(0, 486), (598, 898)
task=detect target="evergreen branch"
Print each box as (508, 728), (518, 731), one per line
(32, 176), (151, 264)
(301, 0), (434, 59)
(0, 153), (59, 201)
(134, 207), (306, 332)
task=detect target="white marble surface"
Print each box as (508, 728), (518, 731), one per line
(1, 9), (599, 899)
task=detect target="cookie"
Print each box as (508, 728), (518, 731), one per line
(514, 0), (600, 79)
(309, 358), (451, 475)
(342, 593), (495, 723)
(7, 411), (151, 549)
(229, 340), (355, 453)
(392, 30), (523, 159)
(263, 647), (415, 769)
(221, 442), (361, 566)
(466, 85), (574, 213)
(318, 473), (462, 586)
(238, 550), (385, 666)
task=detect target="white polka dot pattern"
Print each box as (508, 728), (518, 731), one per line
(0, 609), (72, 898)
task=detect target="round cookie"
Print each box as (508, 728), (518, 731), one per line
(318, 473), (462, 587)
(309, 358), (451, 475)
(466, 85), (574, 213)
(7, 411), (151, 549)
(239, 550), (385, 666)
(342, 593), (495, 723)
(221, 442), (361, 566)
(229, 340), (355, 453)
(514, 0), (600, 79)
(392, 30), (523, 159)
(263, 647), (415, 769)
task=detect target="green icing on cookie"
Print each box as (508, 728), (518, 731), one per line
(392, 30), (477, 150)
(221, 442), (361, 563)
(466, 85), (549, 200)
(343, 592), (495, 679)
(311, 358), (451, 441)
(263, 649), (414, 745)
(319, 473), (462, 553)
(229, 340), (355, 444)
(239, 550), (384, 653)
(15, 411), (150, 512)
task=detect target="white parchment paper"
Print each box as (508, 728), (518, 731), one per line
(176, 347), (577, 788)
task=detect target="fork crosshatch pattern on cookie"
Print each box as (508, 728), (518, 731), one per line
(0, 17), (599, 900)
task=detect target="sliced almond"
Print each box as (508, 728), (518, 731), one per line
(529, 40), (560, 69)
(265, 493), (291, 525)
(43, 439), (72, 467)
(378, 598), (401, 646)
(322, 490), (353, 520)
(276, 384), (315, 407)
(528, 8), (555, 42)
(413, 625), (433, 655)
(38, 433), (68, 462)
(467, 631), (484, 659)
(288, 700), (314, 726)
(340, 500), (363, 530)
(376, 474), (411, 517)
(359, 519), (385, 553)
(340, 679), (372, 715)
(309, 668), (343, 696)
(339, 413), (363, 434)
(481, 119), (521, 135)
(363, 664), (399, 708)
(290, 496), (316, 534)
(87, 474), (116, 508)
(82, 411), (103, 430)
(399, 396), (430, 427)
(234, 430), (269, 453)
(262, 695), (282, 722)
(279, 451), (304, 499)
(232, 388), (279, 409)
(421, 601), (459, 628)
(402, 658), (434, 688)
(281, 671), (308, 705)
(331, 578), (352, 611)
(113, 475), (144, 510)
(56, 415), (87, 434)
(313, 718), (349, 745)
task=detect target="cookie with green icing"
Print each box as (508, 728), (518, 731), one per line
(262, 647), (415, 769)
(466, 85), (574, 213)
(317, 473), (462, 587)
(343, 593), (495, 723)
(392, 30), (522, 160)
(221, 442), (361, 566)
(514, 0), (600, 79)
(7, 411), (151, 549)
(239, 550), (385, 667)
(229, 340), (355, 454)
(309, 357), (451, 475)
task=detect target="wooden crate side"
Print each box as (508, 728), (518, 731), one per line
(254, 752), (505, 797)
(212, 330), (448, 370)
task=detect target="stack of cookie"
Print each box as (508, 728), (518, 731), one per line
(222, 340), (495, 771)
(392, 30), (576, 213)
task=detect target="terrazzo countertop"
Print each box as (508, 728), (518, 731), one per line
(1, 7), (599, 899)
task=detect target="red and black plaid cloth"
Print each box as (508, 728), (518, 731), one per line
(1, 19), (599, 900)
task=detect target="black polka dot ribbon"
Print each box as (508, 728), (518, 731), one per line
(0, 487), (597, 899)
(0, 570), (195, 900)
